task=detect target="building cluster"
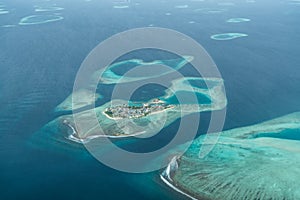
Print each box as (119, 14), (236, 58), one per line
(105, 102), (170, 119)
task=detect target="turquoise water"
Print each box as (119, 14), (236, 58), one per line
(165, 113), (300, 199)
(162, 91), (212, 105)
(253, 128), (300, 140)
(185, 79), (209, 89)
(0, 0), (300, 199)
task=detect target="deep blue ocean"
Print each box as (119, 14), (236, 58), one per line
(0, 0), (300, 199)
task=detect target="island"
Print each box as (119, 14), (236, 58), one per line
(104, 101), (174, 119)
(36, 76), (227, 143)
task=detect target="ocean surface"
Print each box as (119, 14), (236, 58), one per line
(0, 0), (299, 199)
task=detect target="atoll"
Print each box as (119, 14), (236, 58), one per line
(55, 56), (195, 112)
(44, 76), (226, 143)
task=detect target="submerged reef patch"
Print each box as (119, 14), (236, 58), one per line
(194, 8), (227, 14)
(211, 33), (248, 40)
(113, 5), (129, 9)
(0, 10), (8, 14)
(55, 89), (102, 112)
(175, 5), (189, 9)
(1, 25), (16, 28)
(93, 56), (194, 85)
(19, 15), (64, 25)
(226, 18), (251, 23)
(161, 112), (300, 200)
(34, 6), (65, 12)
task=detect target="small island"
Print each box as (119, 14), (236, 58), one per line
(44, 76), (227, 142)
(104, 99), (173, 119)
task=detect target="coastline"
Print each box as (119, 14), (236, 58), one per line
(63, 119), (147, 144)
(160, 156), (200, 200)
(159, 155), (216, 200)
(67, 130), (147, 144)
(160, 175), (197, 200)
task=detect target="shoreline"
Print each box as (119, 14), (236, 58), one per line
(67, 130), (147, 144)
(63, 119), (147, 144)
(160, 175), (197, 200)
(159, 156), (214, 200)
(160, 156), (198, 200)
